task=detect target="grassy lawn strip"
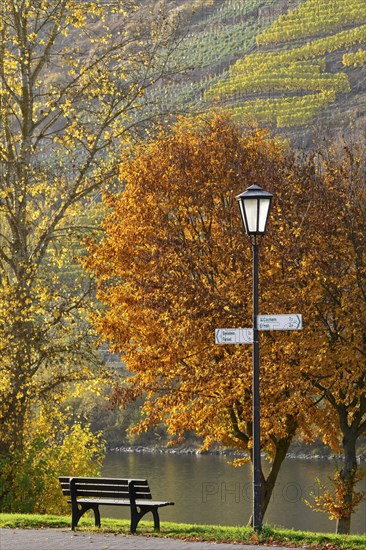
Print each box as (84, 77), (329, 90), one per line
(0, 513), (364, 549)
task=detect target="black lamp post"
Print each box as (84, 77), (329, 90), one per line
(236, 183), (273, 531)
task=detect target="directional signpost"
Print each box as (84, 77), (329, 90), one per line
(215, 328), (253, 344)
(257, 314), (302, 331)
(215, 315), (302, 344)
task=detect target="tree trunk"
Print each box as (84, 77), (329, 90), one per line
(247, 422), (297, 527)
(336, 409), (358, 535)
(261, 433), (295, 519)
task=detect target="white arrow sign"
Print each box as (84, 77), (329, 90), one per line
(257, 314), (302, 331)
(215, 328), (253, 344)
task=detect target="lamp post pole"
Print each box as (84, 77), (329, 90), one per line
(252, 234), (262, 531)
(236, 184), (273, 533)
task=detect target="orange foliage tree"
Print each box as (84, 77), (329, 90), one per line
(289, 143), (366, 535)
(85, 116), (366, 530)
(85, 115), (315, 523)
(261, 141), (366, 534)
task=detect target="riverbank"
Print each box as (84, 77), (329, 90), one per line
(1, 514), (365, 549)
(108, 443), (366, 461)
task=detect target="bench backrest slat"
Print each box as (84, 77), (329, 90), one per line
(129, 480), (152, 500)
(59, 476), (152, 500)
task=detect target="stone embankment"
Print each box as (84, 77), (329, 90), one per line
(108, 444), (365, 461)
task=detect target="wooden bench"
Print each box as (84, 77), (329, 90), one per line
(59, 476), (174, 533)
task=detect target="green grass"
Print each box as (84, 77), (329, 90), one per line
(0, 513), (364, 549)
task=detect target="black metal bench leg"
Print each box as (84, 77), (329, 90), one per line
(71, 503), (100, 531)
(71, 503), (84, 531)
(130, 506), (161, 533)
(71, 512), (80, 531)
(152, 509), (160, 532)
(92, 504), (101, 528)
(130, 509), (140, 534)
(71, 504), (86, 531)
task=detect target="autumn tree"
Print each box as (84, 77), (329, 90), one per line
(85, 115), (317, 524)
(291, 142), (366, 534)
(0, 0), (187, 510)
(252, 139), (366, 534)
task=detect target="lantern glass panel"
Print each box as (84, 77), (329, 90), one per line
(243, 199), (258, 233)
(258, 198), (271, 233)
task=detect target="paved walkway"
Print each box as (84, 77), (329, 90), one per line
(0, 528), (295, 550)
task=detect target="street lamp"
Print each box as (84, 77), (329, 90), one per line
(236, 183), (273, 531)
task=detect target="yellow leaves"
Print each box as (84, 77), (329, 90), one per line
(65, 4), (88, 29)
(1, 404), (105, 514)
(28, 32), (38, 44)
(0, 0), (195, 511)
(305, 470), (366, 521)
(3, 56), (18, 72)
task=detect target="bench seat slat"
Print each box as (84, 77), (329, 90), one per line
(75, 498), (130, 506)
(74, 498), (174, 507)
(69, 490), (131, 498)
(135, 500), (174, 507)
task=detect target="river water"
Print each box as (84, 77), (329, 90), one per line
(102, 451), (366, 535)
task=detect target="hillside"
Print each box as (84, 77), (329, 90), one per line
(164, 0), (366, 146)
